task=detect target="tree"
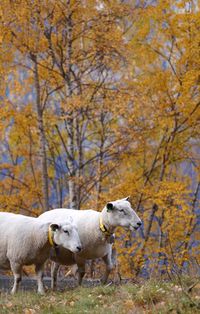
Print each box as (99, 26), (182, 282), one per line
(0, 0), (199, 277)
(108, 0), (200, 277)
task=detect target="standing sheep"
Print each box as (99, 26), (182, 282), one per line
(38, 197), (142, 289)
(0, 212), (82, 294)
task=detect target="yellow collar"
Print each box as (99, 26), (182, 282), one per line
(48, 226), (55, 247)
(99, 215), (112, 237)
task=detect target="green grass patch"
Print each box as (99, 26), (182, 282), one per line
(0, 280), (199, 314)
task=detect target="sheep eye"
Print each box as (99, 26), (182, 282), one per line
(119, 209), (126, 214)
(64, 230), (69, 235)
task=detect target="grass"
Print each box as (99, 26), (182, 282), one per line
(0, 280), (200, 314)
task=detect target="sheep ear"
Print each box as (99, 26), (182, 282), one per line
(125, 196), (130, 201)
(107, 202), (114, 212)
(50, 223), (60, 231)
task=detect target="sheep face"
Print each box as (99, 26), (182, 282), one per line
(50, 223), (82, 253)
(106, 197), (142, 231)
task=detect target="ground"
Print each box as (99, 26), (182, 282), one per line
(0, 277), (200, 314)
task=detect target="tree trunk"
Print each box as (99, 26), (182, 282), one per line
(65, 4), (77, 209)
(96, 111), (105, 209)
(32, 54), (49, 212)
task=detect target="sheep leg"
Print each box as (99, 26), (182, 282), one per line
(101, 253), (113, 284)
(10, 262), (22, 294)
(77, 261), (85, 285)
(35, 263), (45, 295)
(51, 262), (60, 290)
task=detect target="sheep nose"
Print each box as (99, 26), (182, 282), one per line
(137, 222), (142, 226)
(76, 246), (82, 252)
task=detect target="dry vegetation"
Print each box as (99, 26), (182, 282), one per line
(0, 278), (200, 314)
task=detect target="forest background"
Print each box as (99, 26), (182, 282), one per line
(0, 0), (199, 279)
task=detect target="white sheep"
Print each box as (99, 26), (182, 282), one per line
(38, 197), (142, 289)
(0, 212), (82, 294)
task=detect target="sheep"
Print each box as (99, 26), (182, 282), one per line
(38, 197), (142, 289)
(0, 212), (82, 294)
